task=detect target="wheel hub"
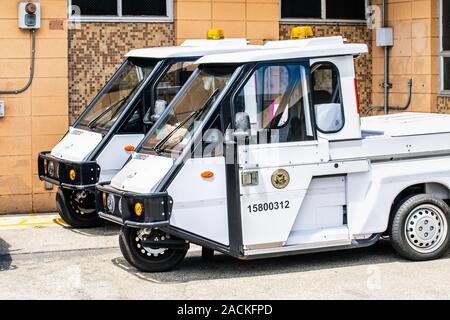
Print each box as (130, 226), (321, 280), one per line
(69, 190), (95, 215)
(405, 204), (447, 253)
(136, 229), (169, 257)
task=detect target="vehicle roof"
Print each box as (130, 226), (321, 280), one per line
(126, 39), (261, 59)
(195, 36), (368, 64)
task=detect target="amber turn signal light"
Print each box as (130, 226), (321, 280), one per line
(134, 202), (144, 217)
(201, 171), (214, 179)
(102, 193), (107, 207)
(124, 145), (136, 152)
(69, 169), (76, 181)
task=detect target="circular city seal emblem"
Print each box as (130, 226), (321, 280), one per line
(271, 169), (290, 189)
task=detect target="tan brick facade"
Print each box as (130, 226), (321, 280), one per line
(1, 1), (449, 214)
(280, 24), (373, 114)
(371, 0), (441, 114)
(174, 0), (279, 44)
(0, 0), (68, 214)
(68, 23), (174, 123)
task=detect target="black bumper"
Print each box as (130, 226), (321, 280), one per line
(96, 183), (173, 228)
(38, 151), (101, 189)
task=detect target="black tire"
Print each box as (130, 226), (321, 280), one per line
(56, 188), (102, 228)
(390, 194), (450, 261)
(119, 226), (188, 272)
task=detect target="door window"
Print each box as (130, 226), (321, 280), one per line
(234, 63), (314, 144)
(311, 63), (344, 133)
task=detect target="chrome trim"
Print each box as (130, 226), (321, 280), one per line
(244, 239), (352, 256)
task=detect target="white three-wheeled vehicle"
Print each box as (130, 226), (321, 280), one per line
(38, 38), (257, 227)
(97, 36), (450, 272)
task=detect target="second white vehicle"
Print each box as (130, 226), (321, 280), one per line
(38, 36), (258, 227)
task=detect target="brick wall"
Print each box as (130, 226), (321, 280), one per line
(68, 23), (174, 123)
(0, 0), (68, 214)
(280, 24), (373, 114)
(371, 0), (440, 114)
(174, 0), (279, 45)
(437, 96), (450, 112)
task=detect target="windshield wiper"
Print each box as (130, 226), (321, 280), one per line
(154, 89), (220, 154)
(87, 96), (127, 129)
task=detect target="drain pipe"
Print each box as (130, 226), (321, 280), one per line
(382, 0), (389, 114)
(365, 0), (412, 116)
(365, 79), (413, 116)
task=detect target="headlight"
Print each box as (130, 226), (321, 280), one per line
(118, 198), (123, 215)
(107, 194), (115, 212)
(47, 161), (55, 177)
(69, 169), (76, 181)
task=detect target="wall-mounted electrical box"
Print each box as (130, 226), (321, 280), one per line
(0, 100), (5, 118)
(19, 2), (41, 29)
(376, 27), (393, 47)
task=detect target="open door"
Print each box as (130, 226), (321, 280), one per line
(228, 60), (355, 255)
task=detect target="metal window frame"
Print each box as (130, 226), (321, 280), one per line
(68, 0), (173, 23)
(279, 0), (368, 24)
(440, 0), (450, 96)
(230, 59), (318, 144)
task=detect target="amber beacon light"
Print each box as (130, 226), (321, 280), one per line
(291, 26), (314, 39)
(206, 29), (225, 40)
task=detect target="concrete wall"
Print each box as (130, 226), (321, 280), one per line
(0, 0), (68, 214)
(174, 0), (279, 44)
(371, 0), (440, 113)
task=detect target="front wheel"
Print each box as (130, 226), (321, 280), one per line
(56, 188), (102, 228)
(390, 194), (450, 261)
(119, 227), (188, 272)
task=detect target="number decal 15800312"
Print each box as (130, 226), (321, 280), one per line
(247, 201), (290, 213)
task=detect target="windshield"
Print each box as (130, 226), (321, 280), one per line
(77, 58), (157, 132)
(140, 65), (237, 156)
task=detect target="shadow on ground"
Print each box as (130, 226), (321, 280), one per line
(0, 237), (16, 271)
(112, 239), (448, 284)
(58, 220), (120, 237)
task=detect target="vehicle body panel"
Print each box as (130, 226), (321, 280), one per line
(51, 127), (102, 162)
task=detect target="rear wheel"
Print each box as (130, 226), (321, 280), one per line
(390, 194), (450, 261)
(56, 188), (102, 228)
(119, 227), (188, 272)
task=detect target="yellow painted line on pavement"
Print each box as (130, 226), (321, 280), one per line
(0, 214), (65, 228)
(18, 218), (29, 225)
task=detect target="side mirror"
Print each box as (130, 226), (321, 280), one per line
(143, 99), (167, 125)
(232, 112), (251, 139)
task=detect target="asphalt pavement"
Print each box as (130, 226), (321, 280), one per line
(1, 213), (449, 299)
